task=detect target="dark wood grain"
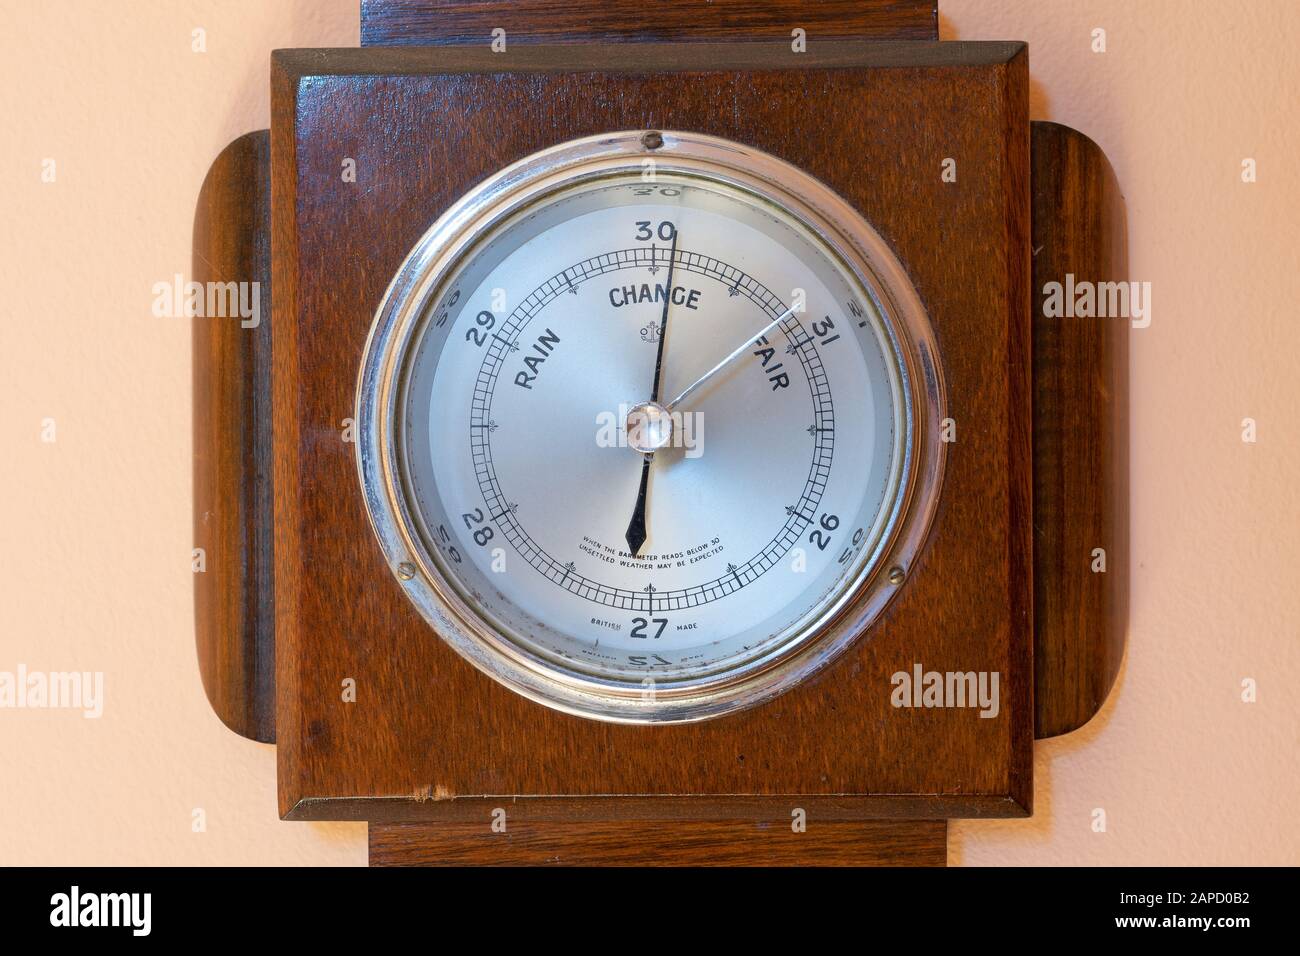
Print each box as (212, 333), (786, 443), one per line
(270, 41), (1033, 822)
(1031, 122), (1128, 738)
(289, 794), (1022, 823)
(193, 130), (275, 744)
(369, 819), (946, 866)
(360, 0), (938, 46)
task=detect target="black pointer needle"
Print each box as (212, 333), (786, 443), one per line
(624, 226), (679, 557)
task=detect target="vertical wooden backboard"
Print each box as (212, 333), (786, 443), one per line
(359, 0), (939, 45)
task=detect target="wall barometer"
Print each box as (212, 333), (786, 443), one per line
(193, 0), (1128, 866)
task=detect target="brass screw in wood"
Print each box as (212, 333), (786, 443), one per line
(888, 566), (906, 585)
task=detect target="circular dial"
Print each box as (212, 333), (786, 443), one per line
(357, 131), (943, 723)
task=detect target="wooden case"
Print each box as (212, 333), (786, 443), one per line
(265, 41), (1035, 822)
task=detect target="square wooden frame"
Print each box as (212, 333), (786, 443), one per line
(270, 41), (1032, 822)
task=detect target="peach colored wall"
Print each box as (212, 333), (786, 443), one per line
(1, 1), (1295, 866)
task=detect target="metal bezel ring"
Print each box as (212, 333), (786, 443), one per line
(355, 130), (947, 724)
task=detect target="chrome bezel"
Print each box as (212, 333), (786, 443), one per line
(355, 130), (946, 724)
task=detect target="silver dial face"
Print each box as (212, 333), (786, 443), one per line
(357, 132), (944, 723)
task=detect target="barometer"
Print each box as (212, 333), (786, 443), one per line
(193, 0), (1127, 866)
(355, 131), (944, 722)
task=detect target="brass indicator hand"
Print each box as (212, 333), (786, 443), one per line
(624, 226), (679, 557)
(664, 305), (798, 412)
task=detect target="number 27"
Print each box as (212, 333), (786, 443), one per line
(631, 617), (668, 639)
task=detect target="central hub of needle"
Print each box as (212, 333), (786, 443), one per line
(626, 401), (674, 455)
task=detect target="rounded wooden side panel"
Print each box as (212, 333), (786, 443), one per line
(193, 130), (276, 743)
(1031, 122), (1129, 738)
